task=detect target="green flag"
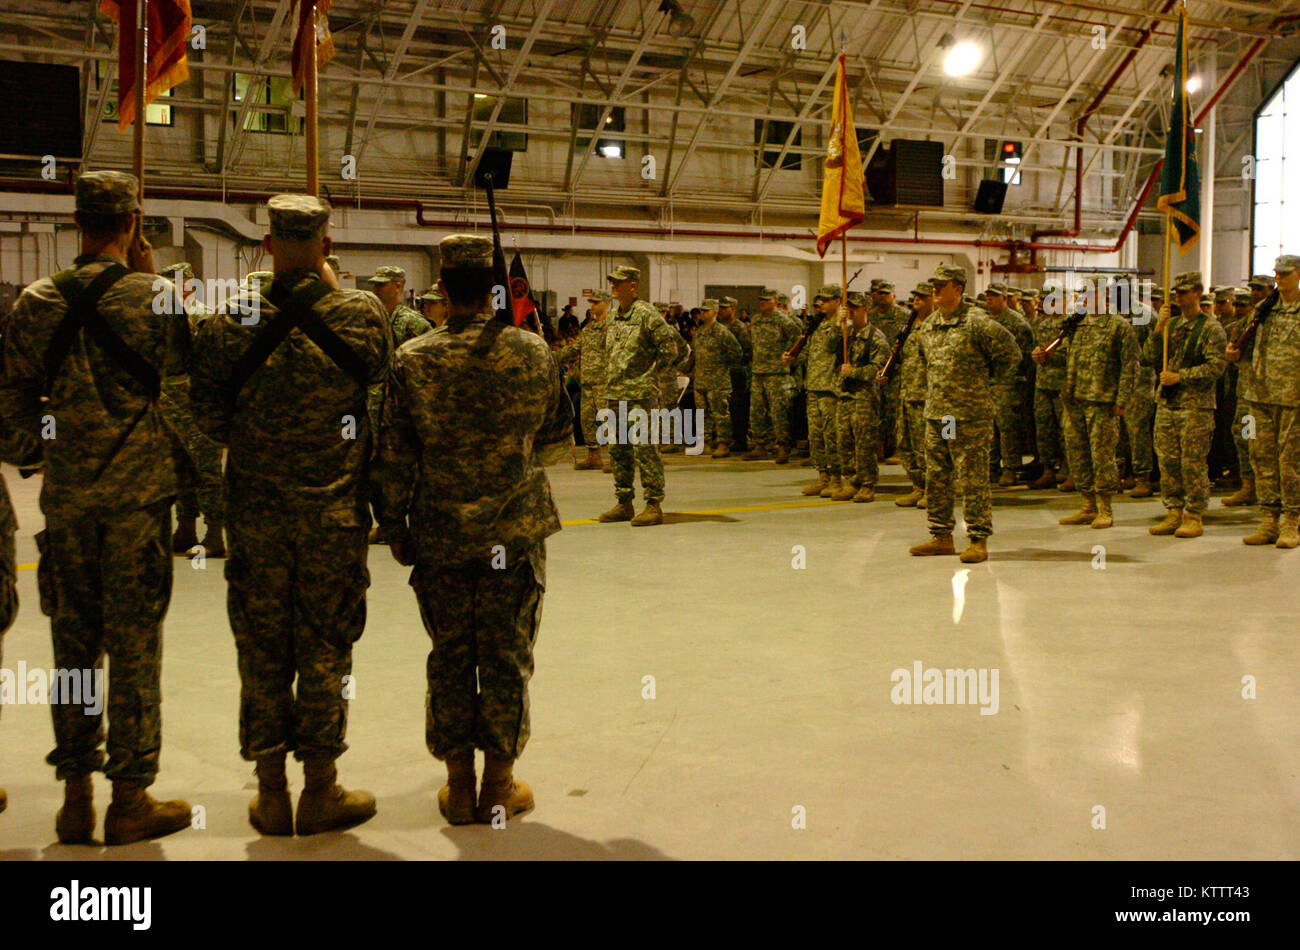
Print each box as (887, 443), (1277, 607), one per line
(1157, 7), (1200, 252)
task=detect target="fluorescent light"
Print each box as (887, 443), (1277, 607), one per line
(600, 144), (622, 158)
(1186, 75), (1202, 94)
(943, 41), (981, 77)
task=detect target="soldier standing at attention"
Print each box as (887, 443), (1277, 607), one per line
(833, 292), (889, 502)
(1229, 255), (1300, 547)
(1044, 284), (1139, 529)
(655, 303), (691, 455)
(1123, 284), (1160, 498)
(191, 195), (392, 836)
(1221, 286), (1259, 508)
(376, 235), (572, 824)
(0, 171), (192, 845)
(0, 417), (24, 817)
(1142, 271), (1228, 538)
(418, 285), (447, 328)
(1024, 289), (1063, 490)
(909, 266), (1019, 563)
(717, 297), (752, 453)
(560, 291), (612, 471)
(744, 289), (802, 463)
(983, 284), (1036, 487)
(868, 279), (908, 462)
(889, 283), (934, 508)
(691, 299), (743, 458)
(596, 265), (681, 527)
(789, 286), (845, 496)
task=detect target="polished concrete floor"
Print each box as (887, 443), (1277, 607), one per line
(0, 455), (1296, 861)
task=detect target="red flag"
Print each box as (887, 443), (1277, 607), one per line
(510, 252), (538, 327)
(100, 0), (192, 132)
(292, 1), (336, 97)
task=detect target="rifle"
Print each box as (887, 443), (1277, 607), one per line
(877, 306), (919, 382)
(1231, 288), (1280, 351)
(1039, 303), (1088, 358)
(784, 310), (826, 361)
(484, 174), (511, 327)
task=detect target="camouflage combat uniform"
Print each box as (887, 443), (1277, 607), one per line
(917, 302), (1020, 539)
(692, 320), (742, 448)
(1032, 312), (1068, 472)
(1225, 306), (1256, 484)
(1060, 314), (1139, 494)
(836, 321), (889, 489)
(375, 309), (572, 760)
(801, 317), (844, 478)
(897, 320), (928, 489)
(0, 229), (188, 783)
(558, 313), (609, 446)
(602, 298), (682, 505)
(1124, 305), (1159, 480)
(986, 303), (1035, 472)
(367, 302), (431, 436)
(191, 264), (391, 764)
(718, 312), (752, 450)
(1140, 307), (1227, 515)
(870, 301), (908, 456)
(748, 305), (802, 451)
(1244, 294), (1300, 514)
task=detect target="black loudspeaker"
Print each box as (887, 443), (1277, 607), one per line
(974, 179), (1008, 214)
(864, 140), (945, 207)
(473, 148), (513, 189)
(0, 61), (82, 158)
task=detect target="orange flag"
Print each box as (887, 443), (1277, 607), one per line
(292, 1), (336, 97)
(100, 0), (192, 131)
(816, 54), (865, 258)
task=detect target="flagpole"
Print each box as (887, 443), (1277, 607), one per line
(305, 2), (319, 196)
(1162, 212), (1172, 370)
(133, 0), (148, 199)
(842, 234), (849, 357)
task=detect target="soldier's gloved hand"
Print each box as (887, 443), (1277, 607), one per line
(1031, 346), (1047, 365)
(1225, 343), (1241, 363)
(839, 363), (852, 377)
(1159, 369), (1181, 386)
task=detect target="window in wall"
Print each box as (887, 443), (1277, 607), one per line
(232, 74), (302, 134)
(471, 94), (528, 151)
(96, 61), (173, 125)
(756, 119), (801, 169)
(1253, 55), (1300, 273)
(574, 104), (625, 158)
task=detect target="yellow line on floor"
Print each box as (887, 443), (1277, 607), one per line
(560, 497), (839, 526)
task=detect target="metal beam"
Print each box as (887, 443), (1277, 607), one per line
(213, 0), (251, 173)
(352, 0), (433, 169)
(224, 0), (293, 175)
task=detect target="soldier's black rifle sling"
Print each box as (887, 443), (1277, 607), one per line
(228, 278), (368, 411)
(878, 307), (919, 380)
(1232, 288), (1280, 350)
(47, 264), (158, 400)
(1039, 304), (1088, 358)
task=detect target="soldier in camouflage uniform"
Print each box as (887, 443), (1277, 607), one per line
(832, 292), (889, 502)
(1230, 256), (1300, 547)
(418, 285), (447, 328)
(868, 279), (909, 462)
(790, 286), (846, 496)
(745, 288), (802, 463)
(157, 262), (227, 557)
(655, 303), (691, 454)
(780, 292), (810, 456)
(559, 291), (612, 471)
(889, 283), (932, 507)
(0, 171), (192, 845)
(192, 194), (392, 836)
(1024, 290), (1063, 489)
(1141, 271), (1228, 538)
(0, 418), (24, 816)
(909, 266), (1019, 563)
(1123, 286), (1159, 497)
(983, 284), (1036, 486)
(1222, 283), (1267, 507)
(374, 234), (572, 825)
(717, 297), (752, 452)
(596, 265), (682, 527)
(691, 299), (743, 457)
(1044, 286), (1139, 529)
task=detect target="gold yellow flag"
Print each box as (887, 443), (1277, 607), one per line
(100, 0), (193, 132)
(817, 54), (865, 258)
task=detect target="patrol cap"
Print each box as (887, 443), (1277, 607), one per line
(267, 194), (331, 240)
(1213, 286), (1234, 302)
(586, 290), (611, 303)
(1019, 288), (1040, 301)
(417, 286), (445, 302)
(986, 282), (1008, 295)
(911, 282), (935, 297)
(244, 270), (274, 287)
(846, 291), (870, 308)
(1199, 293), (1213, 305)
(932, 265), (968, 286)
(1006, 287), (1022, 298)
(75, 170), (140, 215)
(654, 301), (669, 313)
(1233, 288), (1252, 303)
(607, 264), (640, 283)
(869, 278), (895, 293)
(700, 298), (719, 310)
(757, 288), (779, 301)
(720, 296), (738, 309)
(1248, 274), (1275, 289)
(1275, 254), (1300, 275)
(1171, 271), (1203, 292)
(777, 292), (789, 304)
(161, 262), (193, 280)
(814, 284), (842, 301)
(367, 264), (407, 284)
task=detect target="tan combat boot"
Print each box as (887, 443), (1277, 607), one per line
(601, 459), (612, 473)
(295, 759), (376, 836)
(894, 485), (923, 507)
(1243, 510), (1280, 545)
(438, 750), (476, 826)
(248, 755), (293, 837)
(916, 491), (927, 509)
(852, 485), (875, 503)
(820, 475), (842, 498)
(597, 500), (635, 522)
(631, 502), (664, 526)
(831, 481), (858, 501)
(959, 539), (988, 563)
(742, 447), (767, 461)
(1029, 468), (1057, 490)
(1173, 511), (1203, 538)
(1059, 491), (1098, 526)
(1276, 512), (1299, 549)
(104, 780), (191, 845)
(801, 473), (829, 496)
(711, 444), (730, 459)
(55, 773), (95, 845)
(1091, 493), (1114, 530)
(996, 468), (1016, 488)
(1129, 476), (1153, 498)
(1149, 509), (1183, 536)
(475, 752), (534, 824)
(774, 445), (791, 465)
(1059, 475), (1076, 492)
(909, 534), (956, 556)
(574, 448), (601, 470)
(1223, 479), (1256, 507)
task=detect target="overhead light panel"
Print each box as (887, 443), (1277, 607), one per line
(943, 40), (982, 77)
(1186, 75), (1201, 94)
